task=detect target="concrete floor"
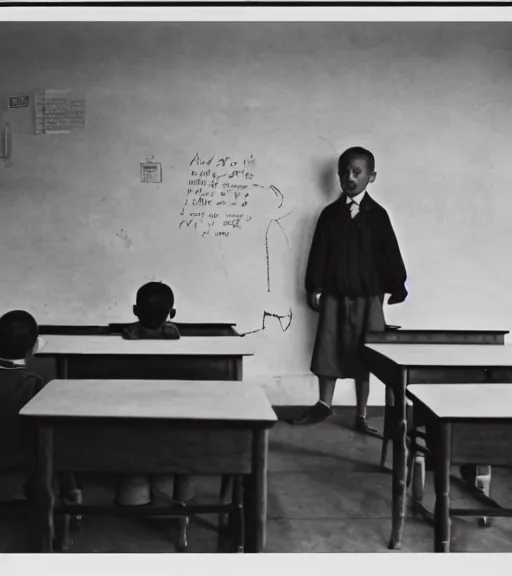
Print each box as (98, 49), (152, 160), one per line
(1, 407), (512, 553)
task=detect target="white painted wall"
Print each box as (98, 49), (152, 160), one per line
(1, 23), (511, 405)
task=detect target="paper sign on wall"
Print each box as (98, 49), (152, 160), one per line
(8, 95), (30, 109)
(141, 161), (162, 184)
(34, 89), (86, 134)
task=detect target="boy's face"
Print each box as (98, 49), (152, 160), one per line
(338, 156), (376, 197)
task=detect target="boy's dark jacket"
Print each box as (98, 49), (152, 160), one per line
(305, 193), (407, 300)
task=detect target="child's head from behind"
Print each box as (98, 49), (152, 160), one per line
(133, 282), (176, 329)
(0, 310), (39, 360)
(338, 147), (376, 197)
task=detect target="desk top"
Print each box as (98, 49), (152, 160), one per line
(365, 343), (512, 367)
(20, 379), (277, 423)
(109, 321), (236, 328)
(36, 335), (254, 357)
(368, 328), (509, 335)
(408, 384), (512, 419)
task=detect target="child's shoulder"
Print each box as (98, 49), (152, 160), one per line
(0, 366), (44, 399)
(364, 194), (389, 216)
(161, 322), (181, 340)
(121, 322), (142, 340)
(20, 369), (45, 397)
(121, 321), (181, 340)
(319, 197), (344, 217)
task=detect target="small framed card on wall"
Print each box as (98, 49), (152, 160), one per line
(140, 160), (162, 183)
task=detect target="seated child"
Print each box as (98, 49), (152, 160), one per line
(0, 310), (77, 503)
(122, 281), (180, 340)
(117, 282), (193, 509)
(0, 310), (45, 472)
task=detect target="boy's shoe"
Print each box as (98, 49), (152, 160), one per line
(354, 415), (379, 435)
(286, 401), (333, 425)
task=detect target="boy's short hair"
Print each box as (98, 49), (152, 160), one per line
(0, 310), (39, 360)
(136, 282), (175, 329)
(338, 147), (375, 174)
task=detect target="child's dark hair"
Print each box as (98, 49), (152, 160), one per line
(136, 282), (175, 329)
(338, 147), (375, 174)
(0, 310), (39, 360)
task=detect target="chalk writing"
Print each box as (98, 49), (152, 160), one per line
(179, 153), (260, 237)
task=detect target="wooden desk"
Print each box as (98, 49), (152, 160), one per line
(108, 323), (239, 337)
(40, 325), (111, 336)
(36, 335), (254, 381)
(366, 329), (509, 345)
(407, 383), (512, 552)
(363, 343), (512, 550)
(366, 331), (507, 486)
(39, 323), (239, 337)
(20, 379), (277, 553)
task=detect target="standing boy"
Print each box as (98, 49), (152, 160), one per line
(291, 147), (408, 431)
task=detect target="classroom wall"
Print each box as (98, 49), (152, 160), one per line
(1, 22), (512, 405)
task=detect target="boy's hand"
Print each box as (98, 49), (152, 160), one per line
(388, 288), (408, 305)
(307, 291), (322, 312)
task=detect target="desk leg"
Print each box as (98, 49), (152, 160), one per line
(219, 357), (243, 527)
(388, 368), (408, 550)
(434, 422), (451, 553)
(476, 466), (492, 527)
(219, 475), (233, 528)
(232, 357), (243, 381)
(56, 358), (69, 379)
(244, 429), (268, 553)
(233, 476), (245, 553)
(381, 387), (394, 468)
(33, 427), (55, 553)
(55, 358), (84, 530)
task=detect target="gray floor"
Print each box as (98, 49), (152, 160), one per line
(1, 407), (512, 553)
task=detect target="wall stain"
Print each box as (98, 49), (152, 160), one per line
(116, 229), (132, 249)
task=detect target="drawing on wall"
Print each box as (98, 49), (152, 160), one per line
(265, 209), (291, 293)
(240, 310), (293, 337)
(178, 153), (293, 336)
(141, 156), (162, 184)
(240, 187), (292, 337)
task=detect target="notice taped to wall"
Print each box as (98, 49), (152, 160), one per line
(34, 89), (86, 134)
